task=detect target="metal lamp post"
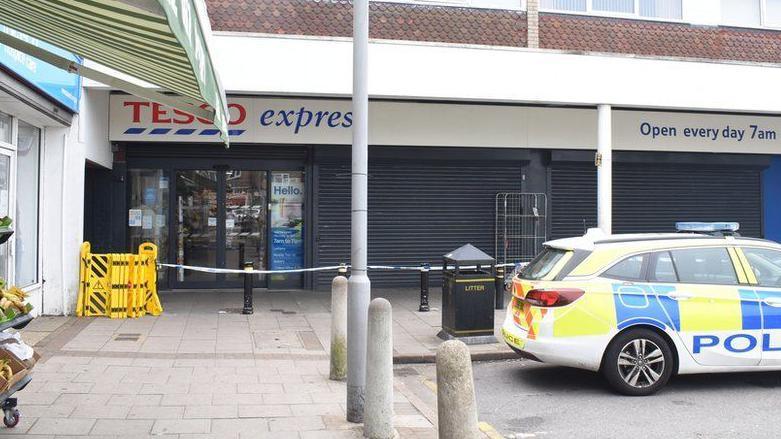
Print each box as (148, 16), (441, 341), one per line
(346, 0), (371, 423)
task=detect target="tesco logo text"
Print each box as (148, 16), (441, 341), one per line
(122, 101), (352, 134)
(124, 101), (246, 125)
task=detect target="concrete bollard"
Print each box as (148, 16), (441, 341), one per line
(437, 340), (480, 439)
(364, 298), (395, 439)
(330, 269), (349, 381)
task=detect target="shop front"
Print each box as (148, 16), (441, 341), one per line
(105, 93), (781, 290)
(0, 26), (81, 313)
(125, 146), (307, 290)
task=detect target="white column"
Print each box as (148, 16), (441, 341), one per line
(597, 104), (612, 235)
(347, 0), (371, 423)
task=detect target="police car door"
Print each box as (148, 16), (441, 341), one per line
(661, 247), (760, 366)
(736, 247), (781, 366)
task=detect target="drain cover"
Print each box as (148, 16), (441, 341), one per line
(114, 333), (141, 342)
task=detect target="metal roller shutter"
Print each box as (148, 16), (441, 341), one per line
(315, 159), (522, 288)
(550, 164), (598, 240)
(551, 162), (763, 240)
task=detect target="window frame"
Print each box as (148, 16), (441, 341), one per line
(539, 0), (684, 23)
(720, 0), (781, 30)
(0, 111), (44, 291)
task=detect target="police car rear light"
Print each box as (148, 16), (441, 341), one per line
(675, 222), (740, 233)
(525, 288), (585, 307)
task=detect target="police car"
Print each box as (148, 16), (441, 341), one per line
(501, 222), (781, 396)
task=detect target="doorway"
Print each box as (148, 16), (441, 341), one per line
(128, 164), (305, 290)
(173, 168), (278, 289)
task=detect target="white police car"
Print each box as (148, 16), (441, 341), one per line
(502, 223), (781, 395)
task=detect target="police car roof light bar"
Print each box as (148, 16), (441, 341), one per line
(675, 222), (740, 236)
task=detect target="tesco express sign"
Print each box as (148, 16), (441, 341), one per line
(110, 96), (353, 143)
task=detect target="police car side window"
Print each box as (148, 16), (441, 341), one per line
(670, 247), (738, 285)
(742, 247), (781, 288)
(603, 254), (648, 281)
(649, 251), (678, 283)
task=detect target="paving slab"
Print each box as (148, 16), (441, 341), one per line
(9, 288), (508, 437)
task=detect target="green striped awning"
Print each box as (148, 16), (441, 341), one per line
(0, 0), (229, 145)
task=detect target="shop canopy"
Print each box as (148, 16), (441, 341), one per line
(0, 0), (229, 145)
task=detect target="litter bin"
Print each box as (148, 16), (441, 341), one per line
(439, 244), (496, 343)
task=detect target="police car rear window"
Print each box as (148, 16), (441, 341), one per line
(520, 248), (567, 280)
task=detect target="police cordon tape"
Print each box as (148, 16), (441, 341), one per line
(157, 261), (526, 314)
(157, 262), (521, 274)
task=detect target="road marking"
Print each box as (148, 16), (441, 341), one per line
(479, 421), (505, 438)
(422, 377), (437, 393)
(423, 375), (503, 438)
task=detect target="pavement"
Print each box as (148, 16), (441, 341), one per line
(49, 288), (514, 361)
(4, 288), (514, 438)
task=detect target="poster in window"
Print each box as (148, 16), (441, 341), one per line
(270, 173), (304, 270)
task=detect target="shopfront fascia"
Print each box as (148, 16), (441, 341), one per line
(107, 94), (781, 290)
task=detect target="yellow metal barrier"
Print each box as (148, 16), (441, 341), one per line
(77, 242), (163, 318)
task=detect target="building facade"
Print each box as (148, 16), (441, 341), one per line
(66, 0), (781, 303)
(0, 25), (104, 315)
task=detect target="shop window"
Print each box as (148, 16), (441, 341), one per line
(0, 156), (9, 282)
(270, 171), (304, 272)
(129, 169), (169, 283)
(541, 0), (681, 19)
(14, 121), (39, 287)
(0, 113), (10, 144)
(721, 0), (761, 27)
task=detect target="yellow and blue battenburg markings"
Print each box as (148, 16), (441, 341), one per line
(740, 288), (781, 330)
(612, 283), (680, 331)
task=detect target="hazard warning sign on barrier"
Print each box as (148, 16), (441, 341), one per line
(77, 242), (162, 319)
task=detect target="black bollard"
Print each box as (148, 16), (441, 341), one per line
(242, 261), (254, 315)
(419, 263), (430, 312)
(495, 266), (505, 310)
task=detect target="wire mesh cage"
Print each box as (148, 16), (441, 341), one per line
(495, 193), (547, 266)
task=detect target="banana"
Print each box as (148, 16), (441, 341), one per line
(10, 300), (24, 313)
(0, 361), (12, 381)
(8, 287), (27, 299)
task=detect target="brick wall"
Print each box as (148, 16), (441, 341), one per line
(207, 0), (527, 47)
(205, 0), (781, 64)
(540, 13), (781, 63)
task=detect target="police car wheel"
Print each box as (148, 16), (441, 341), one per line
(602, 329), (673, 396)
